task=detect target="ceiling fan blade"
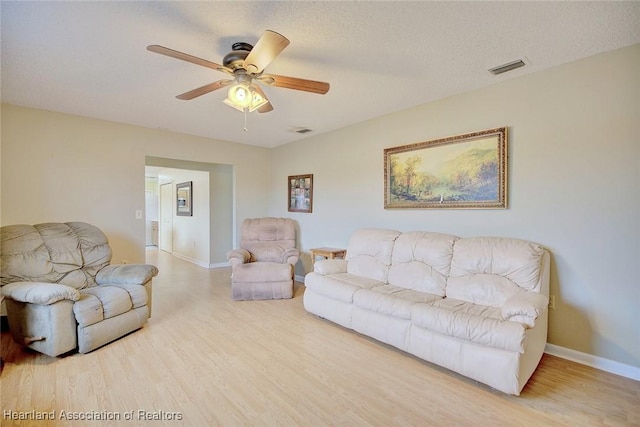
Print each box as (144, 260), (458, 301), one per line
(252, 85), (274, 113)
(176, 80), (232, 100)
(147, 45), (232, 75)
(243, 30), (290, 74)
(259, 74), (330, 95)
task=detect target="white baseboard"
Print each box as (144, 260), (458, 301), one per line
(544, 343), (640, 381)
(170, 252), (209, 269)
(170, 253), (230, 269)
(209, 262), (230, 269)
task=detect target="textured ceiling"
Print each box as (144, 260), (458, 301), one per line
(2, 1), (639, 148)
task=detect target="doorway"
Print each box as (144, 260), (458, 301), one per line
(145, 157), (234, 267)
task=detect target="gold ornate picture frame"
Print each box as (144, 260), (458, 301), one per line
(384, 127), (508, 209)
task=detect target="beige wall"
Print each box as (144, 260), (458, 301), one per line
(0, 105), (271, 264)
(270, 44), (640, 368)
(1, 44), (638, 370)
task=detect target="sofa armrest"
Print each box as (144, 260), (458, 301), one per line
(1, 282), (80, 305)
(501, 291), (548, 328)
(227, 249), (251, 267)
(96, 264), (159, 286)
(283, 248), (300, 266)
(314, 259), (348, 275)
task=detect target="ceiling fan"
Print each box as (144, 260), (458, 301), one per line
(147, 30), (330, 114)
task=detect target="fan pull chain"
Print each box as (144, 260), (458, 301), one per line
(243, 108), (248, 132)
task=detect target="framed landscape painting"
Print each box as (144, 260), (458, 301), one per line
(384, 127), (508, 209)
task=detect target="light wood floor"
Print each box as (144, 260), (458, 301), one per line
(1, 248), (638, 426)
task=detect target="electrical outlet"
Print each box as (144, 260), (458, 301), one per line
(135, 210), (143, 219)
(548, 295), (555, 310)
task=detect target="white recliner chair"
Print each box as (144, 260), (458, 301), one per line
(226, 218), (300, 300)
(1, 222), (158, 356)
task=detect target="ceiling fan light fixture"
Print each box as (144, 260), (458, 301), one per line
(248, 89), (268, 112)
(227, 83), (253, 108)
(223, 84), (268, 113)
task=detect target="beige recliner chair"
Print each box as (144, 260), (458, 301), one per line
(227, 218), (300, 300)
(1, 222), (158, 357)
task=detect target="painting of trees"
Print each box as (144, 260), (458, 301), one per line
(384, 128), (507, 208)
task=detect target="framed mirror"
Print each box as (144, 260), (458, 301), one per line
(176, 181), (193, 216)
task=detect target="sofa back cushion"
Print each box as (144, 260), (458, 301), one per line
(240, 217), (296, 263)
(346, 229), (401, 283)
(1, 222), (112, 290)
(389, 231), (458, 296)
(447, 237), (546, 307)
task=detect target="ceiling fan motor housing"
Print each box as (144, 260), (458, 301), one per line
(223, 42), (253, 70)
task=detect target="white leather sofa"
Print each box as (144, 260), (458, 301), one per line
(303, 229), (550, 395)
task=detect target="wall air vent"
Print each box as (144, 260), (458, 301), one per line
(488, 59), (526, 75)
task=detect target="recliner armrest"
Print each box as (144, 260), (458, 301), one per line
(1, 282), (80, 305)
(501, 291), (548, 328)
(227, 249), (250, 267)
(283, 248), (300, 266)
(96, 264), (159, 286)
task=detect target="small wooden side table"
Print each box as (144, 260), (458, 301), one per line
(310, 247), (347, 267)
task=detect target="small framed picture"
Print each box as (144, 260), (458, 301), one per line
(176, 181), (193, 216)
(288, 174), (313, 213)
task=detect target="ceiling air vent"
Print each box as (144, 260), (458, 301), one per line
(290, 127), (313, 134)
(488, 59), (526, 75)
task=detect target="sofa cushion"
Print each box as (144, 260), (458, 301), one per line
(450, 237), (545, 292)
(80, 286), (133, 320)
(66, 222), (111, 268)
(37, 222), (111, 288)
(232, 262), (292, 282)
(240, 218), (296, 263)
(101, 283), (149, 309)
(304, 272), (383, 303)
(74, 284), (148, 327)
(1, 222), (112, 290)
(430, 298), (503, 320)
(411, 298), (526, 352)
(389, 231), (458, 296)
(1, 224), (62, 285)
(353, 285), (442, 320)
(446, 274), (521, 308)
(73, 293), (104, 327)
(34, 223), (84, 275)
(247, 242), (292, 263)
(346, 229), (401, 283)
